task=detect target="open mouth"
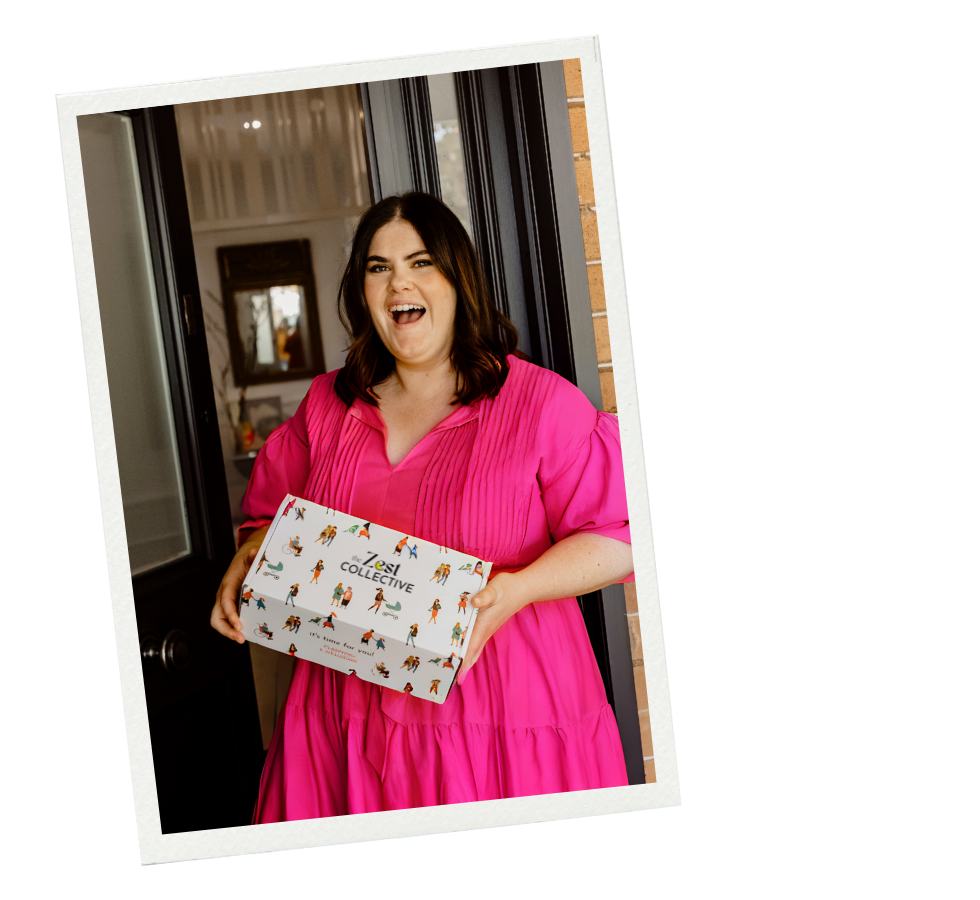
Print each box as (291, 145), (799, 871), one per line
(389, 304), (426, 325)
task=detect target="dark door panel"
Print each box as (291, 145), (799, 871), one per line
(78, 105), (264, 833)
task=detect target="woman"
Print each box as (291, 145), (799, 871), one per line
(211, 192), (634, 820)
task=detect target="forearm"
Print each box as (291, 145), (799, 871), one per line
(238, 524), (269, 551)
(497, 533), (634, 610)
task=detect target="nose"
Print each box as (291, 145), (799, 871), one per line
(388, 264), (415, 293)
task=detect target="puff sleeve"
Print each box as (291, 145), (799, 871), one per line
(238, 390), (313, 546)
(536, 376), (634, 582)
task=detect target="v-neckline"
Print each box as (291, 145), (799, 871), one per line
(350, 397), (481, 471)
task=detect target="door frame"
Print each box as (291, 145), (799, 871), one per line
(121, 106), (265, 830)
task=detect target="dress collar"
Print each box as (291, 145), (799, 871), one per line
(348, 396), (481, 436)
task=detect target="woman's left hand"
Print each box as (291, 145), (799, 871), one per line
(454, 533), (634, 685)
(456, 573), (522, 684)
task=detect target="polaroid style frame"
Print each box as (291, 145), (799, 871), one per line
(57, 35), (679, 865)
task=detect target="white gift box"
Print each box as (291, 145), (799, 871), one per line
(237, 494), (492, 703)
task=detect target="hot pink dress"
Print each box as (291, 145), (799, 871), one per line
(241, 356), (633, 821)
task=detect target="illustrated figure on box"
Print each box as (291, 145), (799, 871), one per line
(288, 643), (298, 656)
(394, 536), (409, 556)
(450, 623), (463, 647)
(369, 588), (385, 614)
(323, 613), (337, 630)
(346, 524), (358, 534)
(242, 586), (254, 607)
(358, 522), (371, 539)
(442, 654), (458, 669)
(256, 623), (273, 641)
(429, 563), (448, 583)
(285, 536), (303, 557)
(256, 595), (266, 611)
(257, 550), (269, 568)
(374, 636), (386, 651)
(341, 586), (353, 609)
(283, 616), (299, 632)
(310, 560), (324, 584)
(406, 623), (418, 647)
(374, 663), (390, 679)
(214, 192), (635, 822)
(403, 683), (413, 695)
(430, 680), (441, 696)
(408, 545), (418, 559)
(457, 592), (469, 613)
(401, 656), (419, 672)
(473, 561), (484, 578)
(428, 599), (441, 623)
(331, 583), (344, 606)
(282, 498), (295, 518)
(285, 584), (299, 607)
(361, 629), (374, 645)
(316, 525), (338, 546)
(294, 506), (306, 521)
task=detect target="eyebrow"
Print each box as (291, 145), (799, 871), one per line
(366, 250), (430, 263)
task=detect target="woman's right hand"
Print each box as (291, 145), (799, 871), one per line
(210, 526), (269, 643)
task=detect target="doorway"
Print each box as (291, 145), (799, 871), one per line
(77, 61), (647, 833)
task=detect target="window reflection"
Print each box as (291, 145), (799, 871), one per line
(427, 73), (472, 235)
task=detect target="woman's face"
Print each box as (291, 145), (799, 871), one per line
(363, 218), (457, 368)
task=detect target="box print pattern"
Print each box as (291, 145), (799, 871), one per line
(237, 494), (492, 703)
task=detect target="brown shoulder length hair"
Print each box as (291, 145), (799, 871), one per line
(333, 192), (520, 408)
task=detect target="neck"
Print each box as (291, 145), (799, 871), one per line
(386, 353), (457, 402)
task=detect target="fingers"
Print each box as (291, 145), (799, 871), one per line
(469, 580), (501, 610)
(210, 543), (257, 643)
(457, 615), (491, 683)
(211, 584), (244, 643)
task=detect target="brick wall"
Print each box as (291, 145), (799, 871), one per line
(563, 59), (656, 784)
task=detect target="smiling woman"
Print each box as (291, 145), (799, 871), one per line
(334, 193), (519, 410)
(210, 191), (636, 821)
(365, 221), (457, 369)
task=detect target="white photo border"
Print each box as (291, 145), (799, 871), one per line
(56, 34), (679, 865)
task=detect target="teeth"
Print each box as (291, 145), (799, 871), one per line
(389, 304), (425, 312)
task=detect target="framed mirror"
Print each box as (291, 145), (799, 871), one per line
(217, 239), (326, 386)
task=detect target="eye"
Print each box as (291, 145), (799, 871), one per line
(367, 263), (389, 273)
(413, 258), (433, 268)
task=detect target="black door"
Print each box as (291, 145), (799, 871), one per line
(78, 106), (264, 833)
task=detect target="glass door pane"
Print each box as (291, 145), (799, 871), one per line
(78, 112), (192, 575)
(427, 73), (473, 234)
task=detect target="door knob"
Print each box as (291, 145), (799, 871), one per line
(140, 633), (160, 666)
(160, 629), (192, 672)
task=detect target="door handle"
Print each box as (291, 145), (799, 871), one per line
(161, 629), (192, 672)
(140, 629), (192, 673)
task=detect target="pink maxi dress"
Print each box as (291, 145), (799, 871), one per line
(241, 355), (633, 821)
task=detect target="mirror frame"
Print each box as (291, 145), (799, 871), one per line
(217, 238), (327, 387)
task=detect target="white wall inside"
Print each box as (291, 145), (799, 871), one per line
(192, 214), (363, 534)
(175, 86), (371, 538)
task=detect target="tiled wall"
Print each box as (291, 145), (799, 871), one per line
(563, 60), (656, 784)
